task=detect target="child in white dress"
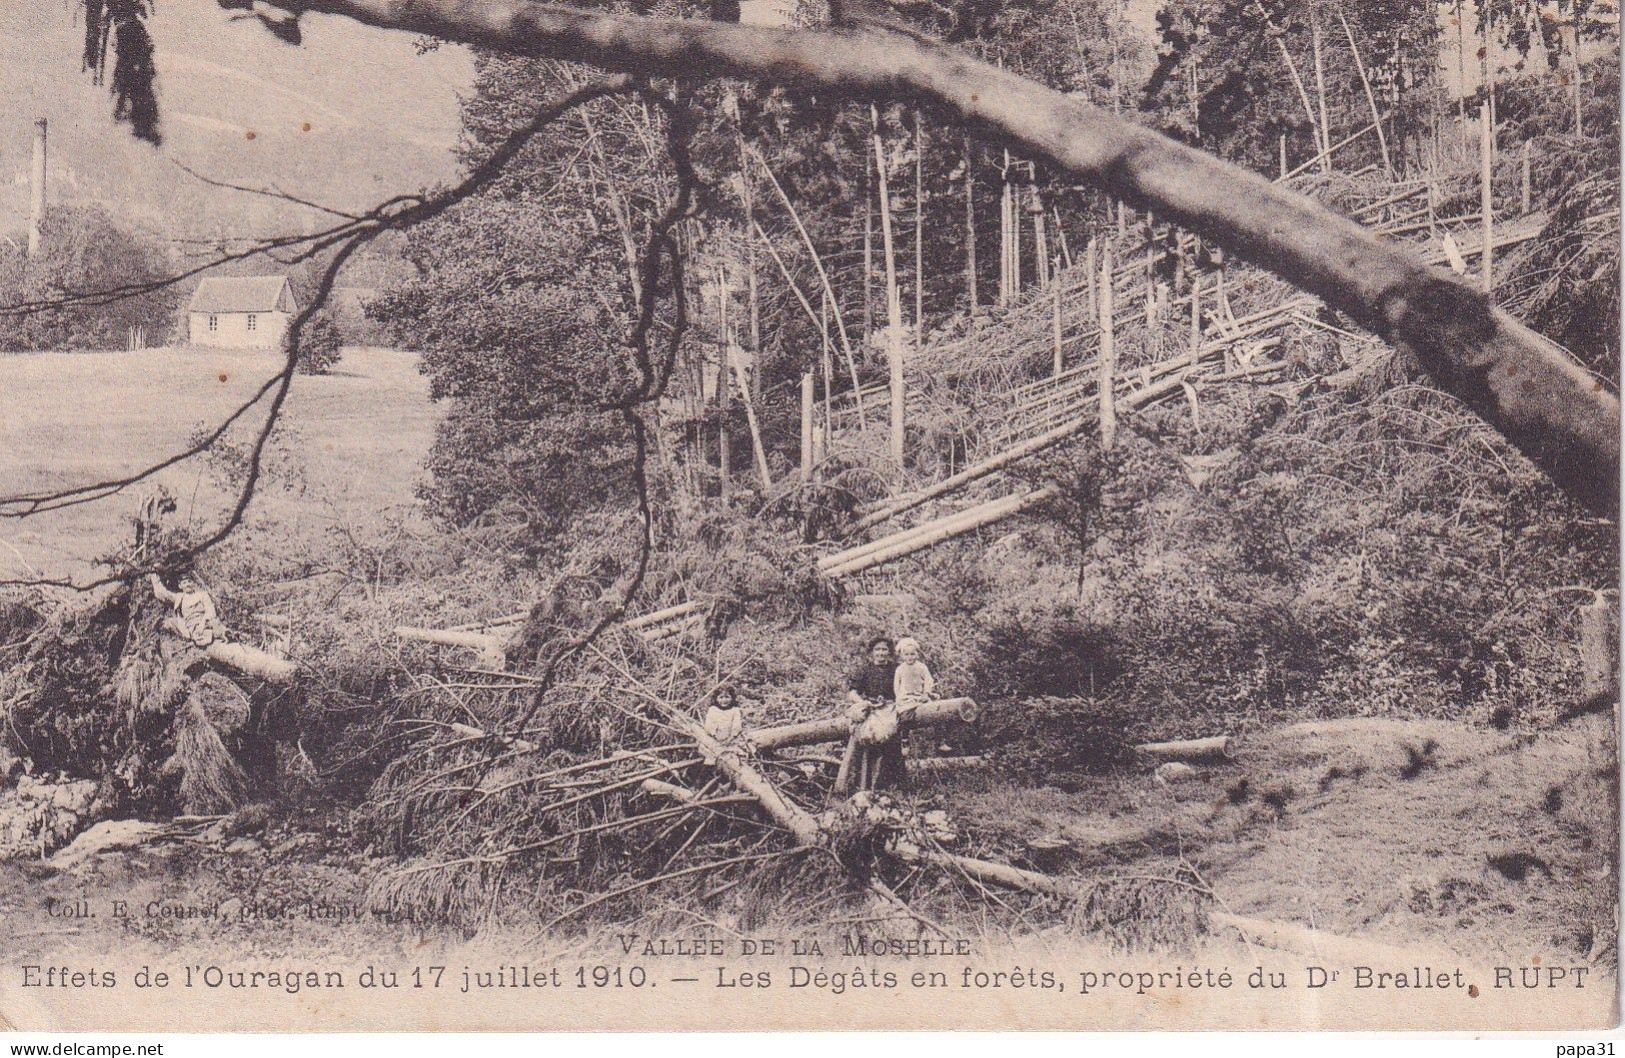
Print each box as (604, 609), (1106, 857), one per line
(892, 636), (935, 709)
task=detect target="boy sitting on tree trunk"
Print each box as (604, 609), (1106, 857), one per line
(149, 573), (228, 648)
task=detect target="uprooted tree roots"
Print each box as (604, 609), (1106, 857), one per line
(0, 584), (294, 848)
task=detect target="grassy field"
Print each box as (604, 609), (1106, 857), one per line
(0, 346), (440, 581)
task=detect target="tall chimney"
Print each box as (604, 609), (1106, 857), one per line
(27, 118), (47, 259)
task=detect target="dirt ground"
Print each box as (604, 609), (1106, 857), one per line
(950, 712), (1620, 963)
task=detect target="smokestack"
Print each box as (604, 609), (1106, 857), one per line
(27, 118), (47, 259)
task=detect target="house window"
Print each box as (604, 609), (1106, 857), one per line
(246, 314), (258, 332)
(207, 315), (218, 332)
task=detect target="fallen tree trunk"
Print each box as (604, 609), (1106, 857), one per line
(749, 698), (980, 752)
(203, 641), (297, 684)
(395, 626), (509, 655)
(397, 602), (697, 664)
(891, 839), (1074, 897)
(850, 336), (1289, 538)
(623, 600), (702, 631)
(822, 492), (1055, 578)
(640, 614), (703, 642)
(821, 492), (1048, 569)
(665, 702), (1074, 898)
(667, 711), (825, 846)
(641, 778), (754, 806)
(445, 721), (537, 753)
(1134, 735), (1235, 763)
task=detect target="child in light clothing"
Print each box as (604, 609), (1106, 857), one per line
(892, 636), (935, 708)
(702, 685), (745, 764)
(150, 573), (227, 647)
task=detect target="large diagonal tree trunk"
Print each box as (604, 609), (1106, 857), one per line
(278, 0), (1618, 514)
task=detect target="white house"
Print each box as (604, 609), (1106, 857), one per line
(187, 276), (297, 350)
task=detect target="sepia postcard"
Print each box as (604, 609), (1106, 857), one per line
(0, 0), (1617, 1034)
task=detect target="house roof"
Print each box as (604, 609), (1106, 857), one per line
(187, 276), (295, 315)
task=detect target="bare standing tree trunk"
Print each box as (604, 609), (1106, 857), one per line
(864, 144), (875, 343)
(914, 108), (925, 349)
(962, 134), (978, 315)
(873, 107), (907, 471)
(1098, 243), (1117, 450)
(717, 269), (732, 503)
(1311, 17), (1333, 173)
(736, 124), (764, 402)
(1339, 13), (1394, 181)
(1559, 0), (1584, 135)
(1254, 1), (1325, 162)
(1480, 101), (1494, 295)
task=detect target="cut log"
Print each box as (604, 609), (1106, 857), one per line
(394, 626), (509, 669)
(910, 755), (988, 774)
(891, 839), (1073, 897)
(203, 641), (297, 684)
(1134, 735), (1234, 763)
(749, 697), (980, 752)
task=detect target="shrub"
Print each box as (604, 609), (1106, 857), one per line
(292, 309), (343, 375)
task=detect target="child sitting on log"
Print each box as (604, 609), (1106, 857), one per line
(149, 573), (228, 648)
(702, 684), (746, 764)
(892, 636), (935, 709)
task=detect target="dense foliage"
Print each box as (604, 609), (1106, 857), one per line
(371, 57), (658, 543)
(1141, 0), (1438, 172)
(0, 207), (176, 352)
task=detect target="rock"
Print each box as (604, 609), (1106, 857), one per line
(272, 833), (320, 858)
(1155, 762), (1199, 785)
(221, 803), (273, 838)
(1023, 836), (1074, 871)
(50, 781), (96, 814)
(226, 837), (261, 855)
